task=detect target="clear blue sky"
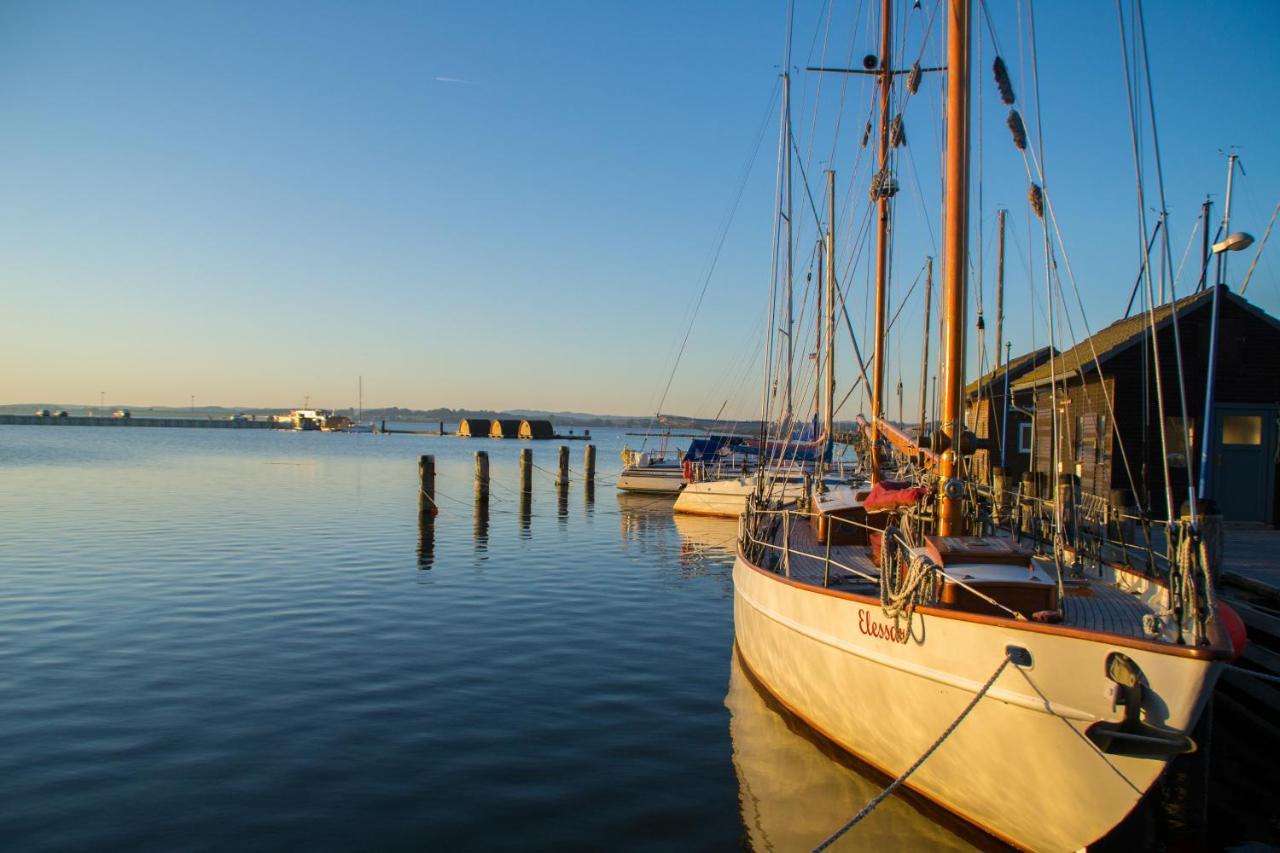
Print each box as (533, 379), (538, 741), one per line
(2, 1), (1277, 418)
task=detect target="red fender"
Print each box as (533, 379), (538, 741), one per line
(1217, 602), (1248, 661)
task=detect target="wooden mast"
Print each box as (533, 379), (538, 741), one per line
(869, 0), (894, 486)
(824, 170), (836, 474)
(938, 0), (971, 536)
(918, 257), (933, 441)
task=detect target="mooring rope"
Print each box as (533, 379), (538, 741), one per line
(812, 653), (1014, 852)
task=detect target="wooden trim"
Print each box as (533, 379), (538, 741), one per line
(736, 541), (1234, 661)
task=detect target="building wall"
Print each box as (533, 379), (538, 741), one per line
(1030, 376), (1116, 499)
(1025, 295), (1280, 520)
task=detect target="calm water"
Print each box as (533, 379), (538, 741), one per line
(3, 424), (1263, 851)
(0, 424), (990, 851)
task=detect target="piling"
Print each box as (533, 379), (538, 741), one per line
(1019, 472), (1037, 537)
(474, 451), (490, 503)
(1056, 473), (1077, 544)
(519, 448), (533, 494)
(556, 446), (570, 487)
(584, 444), (596, 482)
(418, 455), (437, 518)
(439, 420), (445, 435)
(992, 466), (1008, 525)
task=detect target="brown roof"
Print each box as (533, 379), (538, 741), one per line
(1011, 287), (1217, 389)
(964, 346), (1056, 399)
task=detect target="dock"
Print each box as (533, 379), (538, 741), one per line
(1, 414), (280, 429)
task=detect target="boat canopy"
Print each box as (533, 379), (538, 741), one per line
(739, 422), (833, 463)
(683, 435), (750, 463)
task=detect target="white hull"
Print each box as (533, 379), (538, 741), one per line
(733, 553), (1222, 851)
(674, 476), (812, 518)
(727, 649), (980, 851)
(616, 466), (685, 494)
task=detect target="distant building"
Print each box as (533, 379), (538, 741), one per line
(489, 419), (522, 439)
(457, 418), (486, 437)
(1010, 286), (1280, 523)
(518, 419), (554, 440)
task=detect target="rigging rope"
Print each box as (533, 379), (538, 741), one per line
(812, 653), (1014, 852)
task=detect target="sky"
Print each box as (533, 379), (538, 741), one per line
(2, 1), (1278, 419)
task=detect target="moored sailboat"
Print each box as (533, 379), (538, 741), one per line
(732, 2), (1236, 850)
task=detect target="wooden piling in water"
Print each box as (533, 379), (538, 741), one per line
(519, 448), (532, 494)
(418, 454), (436, 518)
(556, 446), (569, 487)
(584, 444), (596, 482)
(475, 451), (489, 503)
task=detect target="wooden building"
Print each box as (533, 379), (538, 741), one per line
(489, 419), (523, 439)
(964, 347), (1055, 484)
(457, 418), (487, 437)
(518, 419), (554, 440)
(1010, 286), (1280, 524)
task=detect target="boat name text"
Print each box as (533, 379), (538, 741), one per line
(858, 609), (910, 644)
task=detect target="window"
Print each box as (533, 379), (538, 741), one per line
(1222, 415), (1263, 446)
(1074, 416), (1085, 462)
(1096, 415), (1107, 463)
(1018, 422), (1032, 454)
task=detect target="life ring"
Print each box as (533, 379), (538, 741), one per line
(682, 459), (694, 483)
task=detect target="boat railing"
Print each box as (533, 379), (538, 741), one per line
(739, 504), (1032, 621)
(738, 504), (882, 588)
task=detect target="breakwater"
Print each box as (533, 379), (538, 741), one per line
(0, 414), (280, 429)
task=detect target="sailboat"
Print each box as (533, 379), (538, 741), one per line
(733, 2), (1236, 850)
(349, 375), (375, 433)
(676, 48), (857, 521)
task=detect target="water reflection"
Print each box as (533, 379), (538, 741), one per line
(615, 492), (677, 541)
(672, 512), (738, 559)
(726, 649), (990, 852)
(473, 499), (489, 554)
(417, 514), (435, 569)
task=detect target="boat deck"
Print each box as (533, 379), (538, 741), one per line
(766, 518), (1157, 640)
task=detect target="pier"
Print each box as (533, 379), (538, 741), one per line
(0, 414), (280, 429)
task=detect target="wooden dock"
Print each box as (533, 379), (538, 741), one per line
(0, 414), (280, 429)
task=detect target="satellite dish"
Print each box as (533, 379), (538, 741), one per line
(1213, 232), (1255, 253)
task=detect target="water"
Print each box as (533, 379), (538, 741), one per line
(0, 425), (1266, 851)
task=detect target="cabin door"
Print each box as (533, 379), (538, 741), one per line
(1212, 405), (1277, 524)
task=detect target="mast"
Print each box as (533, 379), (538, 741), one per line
(815, 239), (824, 424)
(994, 209), (1006, 469)
(824, 170), (837, 476)
(995, 209), (1006, 370)
(1198, 153), (1239, 502)
(869, 0), (894, 486)
(918, 257), (933, 441)
(938, 0), (971, 536)
(782, 65), (795, 422)
(1198, 196), (1212, 291)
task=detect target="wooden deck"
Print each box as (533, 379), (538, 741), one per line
(768, 516), (1154, 638)
(1059, 577), (1152, 639)
(776, 517), (880, 590)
